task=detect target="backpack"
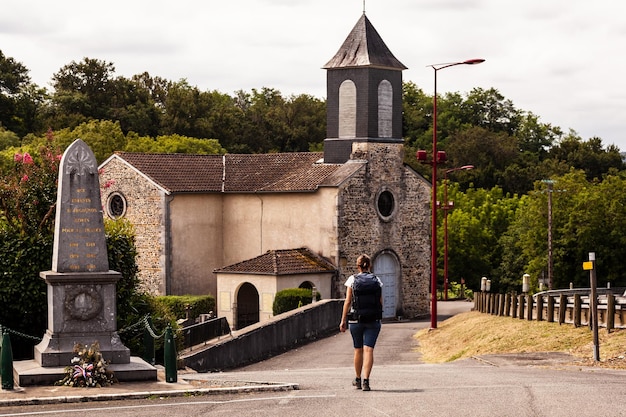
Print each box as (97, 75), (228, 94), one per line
(351, 272), (382, 323)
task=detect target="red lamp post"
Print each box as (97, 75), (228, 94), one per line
(442, 165), (474, 301)
(418, 58), (484, 330)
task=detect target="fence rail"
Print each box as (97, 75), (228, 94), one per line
(473, 288), (626, 331)
(180, 317), (231, 351)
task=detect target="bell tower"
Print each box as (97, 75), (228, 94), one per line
(323, 13), (407, 163)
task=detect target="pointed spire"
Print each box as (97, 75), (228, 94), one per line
(323, 14), (407, 70)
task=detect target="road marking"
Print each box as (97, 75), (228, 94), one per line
(0, 394), (338, 417)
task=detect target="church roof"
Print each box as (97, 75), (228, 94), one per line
(214, 248), (336, 275)
(323, 13), (407, 70)
(107, 152), (365, 194)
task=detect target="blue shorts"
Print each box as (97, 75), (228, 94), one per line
(349, 321), (381, 348)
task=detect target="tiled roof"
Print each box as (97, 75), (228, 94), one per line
(214, 248), (336, 276)
(113, 153), (224, 192)
(113, 152), (364, 193)
(323, 13), (407, 70)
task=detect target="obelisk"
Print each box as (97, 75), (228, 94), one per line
(34, 139), (130, 366)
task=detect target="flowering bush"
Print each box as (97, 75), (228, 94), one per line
(0, 128), (61, 236)
(56, 342), (116, 387)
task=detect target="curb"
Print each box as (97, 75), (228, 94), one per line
(0, 382), (299, 408)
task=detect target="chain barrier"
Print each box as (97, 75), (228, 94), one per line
(0, 323), (42, 342)
(0, 313), (171, 343)
(142, 315), (168, 339)
(117, 314), (150, 336)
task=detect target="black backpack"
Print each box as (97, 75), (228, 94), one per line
(351, 272), (382, 323)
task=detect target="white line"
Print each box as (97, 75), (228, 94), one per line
(0, 394), (337, 416)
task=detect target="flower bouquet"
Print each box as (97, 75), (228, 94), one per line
(56, 342), (117, 387)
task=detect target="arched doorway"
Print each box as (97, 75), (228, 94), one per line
(235, 282), (259, 329)
(373, 252), (400, 318)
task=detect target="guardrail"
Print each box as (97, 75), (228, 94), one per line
(181, 317), (231, 351)
(473, 288), (626, 331)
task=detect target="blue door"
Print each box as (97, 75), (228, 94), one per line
(373, 252), (399, 318)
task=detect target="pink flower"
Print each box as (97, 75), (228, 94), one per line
(14, 153), (22, 162)
(103, 179), (115, 189)
(23, 153), (33, 164)
(21, 174), (29, 182)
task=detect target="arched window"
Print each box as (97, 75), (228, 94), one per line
(339, 80), (356, 138)
(378, 80), (393, 138)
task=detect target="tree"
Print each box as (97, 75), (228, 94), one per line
(549, 131), (624, 181)
(125, 134), (226, 154)
(45, 58), (117, 129)
(445, 126), (519, 192)
(441, 184), (520, 292)
(499, 172), (626, 293)
(0, 50), (47, 137)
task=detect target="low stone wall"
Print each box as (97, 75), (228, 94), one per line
(181, 299), (344, 372)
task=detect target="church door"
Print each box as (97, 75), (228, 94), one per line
(373, 252), (399, 318)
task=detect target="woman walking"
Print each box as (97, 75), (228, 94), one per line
(339, 254), (383, 391)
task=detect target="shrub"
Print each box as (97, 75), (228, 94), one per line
(153, 295), (216, 321)
(272, 288), (320, 316)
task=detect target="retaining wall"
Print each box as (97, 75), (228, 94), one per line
(181, 299), (344, 372)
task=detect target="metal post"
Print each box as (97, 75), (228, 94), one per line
(430, 67), (439, 329)
(1, 331), (14, 390)
(164, 325), (178, 383)
(589, 252), (600, 361)
(427, 59), (484, 329)
(547, 181), (554, 290)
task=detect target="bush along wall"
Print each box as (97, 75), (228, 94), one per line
(273, 288), (321, 316)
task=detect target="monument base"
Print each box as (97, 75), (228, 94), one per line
(13, 357), (157, 386)
(34, 330), (131, 367)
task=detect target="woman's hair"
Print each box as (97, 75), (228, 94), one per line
(357, 254), (371, 270)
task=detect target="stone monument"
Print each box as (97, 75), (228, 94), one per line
(14, 139), (156, 385)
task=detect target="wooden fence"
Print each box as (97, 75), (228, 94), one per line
(473, 288), (626, 331)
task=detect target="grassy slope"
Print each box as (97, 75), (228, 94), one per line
(415, 311), (626, 368)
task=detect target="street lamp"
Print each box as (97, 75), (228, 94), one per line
(442, 165), (474, 301)
(418, 58), (484, 329)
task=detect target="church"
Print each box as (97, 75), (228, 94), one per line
(98, 13), (432, 328)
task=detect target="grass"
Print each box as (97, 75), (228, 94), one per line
(414, 311), (626, 368)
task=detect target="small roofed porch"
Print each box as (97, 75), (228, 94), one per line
(215, 248), (336, 330)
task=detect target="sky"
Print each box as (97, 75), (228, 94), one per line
(2, 0), (626, 150)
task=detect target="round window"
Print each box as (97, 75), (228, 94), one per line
(377, 189), (395, 219)
(107, 192), (127, 219)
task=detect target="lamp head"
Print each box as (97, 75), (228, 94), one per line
(464, 59), (485, 65)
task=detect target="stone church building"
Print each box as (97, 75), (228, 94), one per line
(99, 13), (432, 328)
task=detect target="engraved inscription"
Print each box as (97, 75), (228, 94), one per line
(52, 139), (109, 273)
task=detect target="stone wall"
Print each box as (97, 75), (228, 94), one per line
(182, 299), (344, 372)
(335, 142), (431, 318)
(100, 158), (166, 295)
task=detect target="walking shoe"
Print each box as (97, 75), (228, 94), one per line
(352, 377), (362, 389)
(362, 379), (370, 391)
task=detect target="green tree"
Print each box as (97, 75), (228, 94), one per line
(441, 184), (520, 292)
(125, 134), (226, 154)
(30, 120), (128, 163)
(43, 58), (118, 130)
(549, 131), (624, 181)
(0, 50), (47, 137)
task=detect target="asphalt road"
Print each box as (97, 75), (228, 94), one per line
(3, 301), (626, 417)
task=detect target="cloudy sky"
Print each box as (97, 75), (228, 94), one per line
(2, 0), (625, 150)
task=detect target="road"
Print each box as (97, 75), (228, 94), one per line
(2, 301), (625, 417)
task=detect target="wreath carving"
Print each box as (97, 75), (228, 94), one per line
(64, 286), (103, 321)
